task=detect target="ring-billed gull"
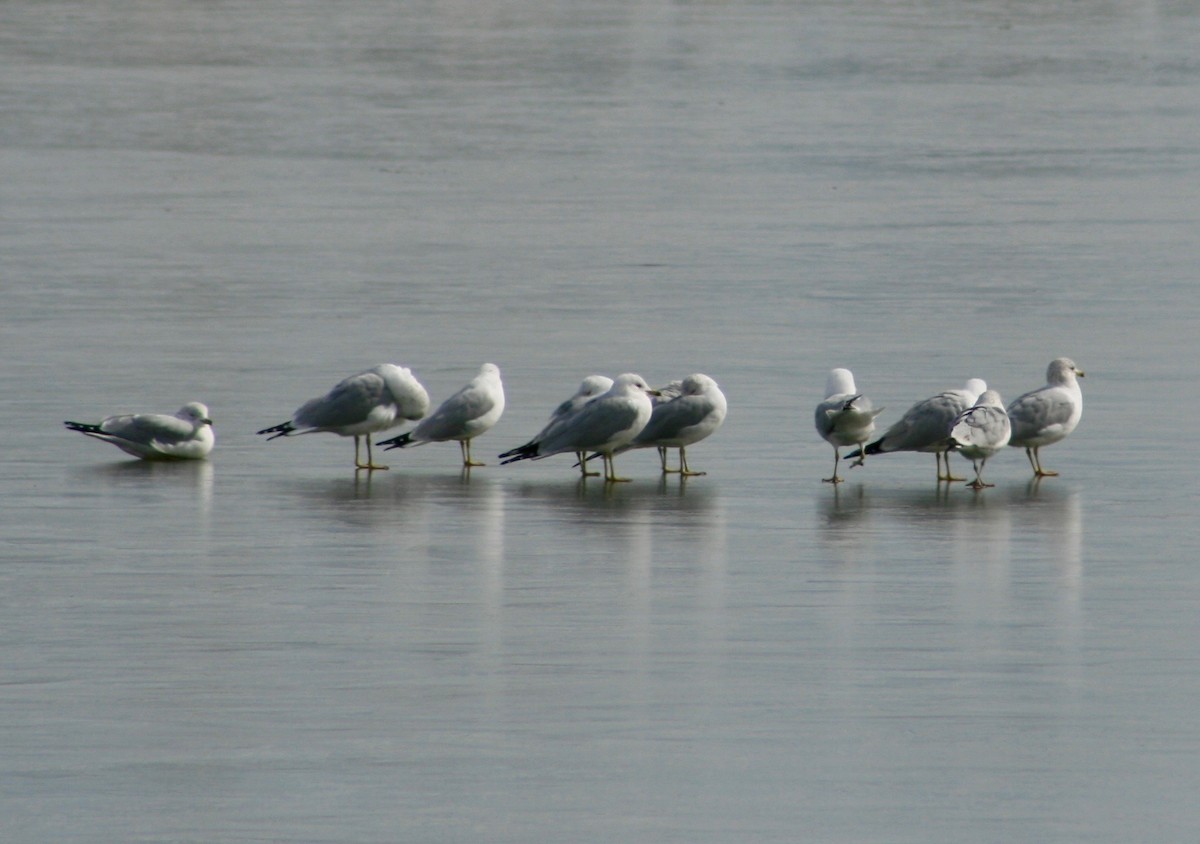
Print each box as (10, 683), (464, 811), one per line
(1006, 357), (1085, 478)
(257, 364), (429, 471)
(846, 378), (987, 481)
(947, 389), (1011, 489)
(612, 373), (727, 476)
(815, 368), (883, 484)
(376, 363), (505, 467)
(499, 373), (659, 482)
(64, 402), (214, 460)
(499, 375), (613, 477)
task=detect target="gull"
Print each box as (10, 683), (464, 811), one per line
(499, 373), (659, 482)
(376, 363), (505, 467)
(613, 373), (727, 476)
(815, 368), (883, 483)
(948, 389), (1011, 489)
(500, 375), (613, 477)
(1006, 357), (1085, 478)
(64, 402), (214, 460)
(257, 364), (429, 470)
(845, 378), (987, 482)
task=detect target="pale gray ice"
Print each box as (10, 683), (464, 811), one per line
(5, 1), (1200, 841)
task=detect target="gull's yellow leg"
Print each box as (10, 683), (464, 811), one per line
(679, 446), (706, 477)
(967, 457), (995, 489)
(659, 445), (681, 474)
(356, 435), (389, 471)
(939, 450), (967, 482)
(1031, 447), (1058, 477)
(822, 448), (843, 484)
(604, 452), (632, 483)
(577, 451), (600, 477)
(461, 439), (485, 468)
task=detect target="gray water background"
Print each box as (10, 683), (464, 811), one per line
(3, 1), (1199, 841)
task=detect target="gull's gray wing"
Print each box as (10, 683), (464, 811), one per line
(880, 392), (965, 452)
(536, 393), (596, 440)
(102, 413), (194, 447)
(415, 383), (498, 441)
(653, 380), (685, 404)
(813, 396), (843, 439)
(538, 397), (641, 455)
(951, 405), (1008, 448)
(293, 371), (385, 430)
(817, 393), (877, 441)
(1007, 388), (1075, 442)
(634, 396), (713, 445)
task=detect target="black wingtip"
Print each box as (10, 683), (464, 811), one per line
(377, 433), (413, 451)
(498, 443), (538, 464)
(256, 422), (295, 440)
(865, 441), (881, 456)
(497, 440), (536, 461)
(64, 420), (100, 434)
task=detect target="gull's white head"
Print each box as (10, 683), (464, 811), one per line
(825, 368), (857, 398)
(612, 373), (659, 397)
(963, 378), (987, 402)
(385, 366), (431, 421)
(1047, 358), (1084, 384)
(681, 373), (719, 396)
(178, 402), (213, 427)
(577, 375), (614, 399)
(974, 389), (1004, 408)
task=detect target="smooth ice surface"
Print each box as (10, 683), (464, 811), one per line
(4, 1), (1200, 841)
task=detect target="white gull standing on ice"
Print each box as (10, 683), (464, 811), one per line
(257, 364), (429, 471)
(1006, 357), (1085, 478)
(614, 373), (727, 476)
(815, 368), (883, 484)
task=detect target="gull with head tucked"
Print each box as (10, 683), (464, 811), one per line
(614, 373), (727, 476)
(257, 364), (429, 471)
(1006, 357), (1085, 478)
(815, 368), (883, 483)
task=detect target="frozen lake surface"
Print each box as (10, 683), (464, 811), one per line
(3, 1), (1200, 840)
